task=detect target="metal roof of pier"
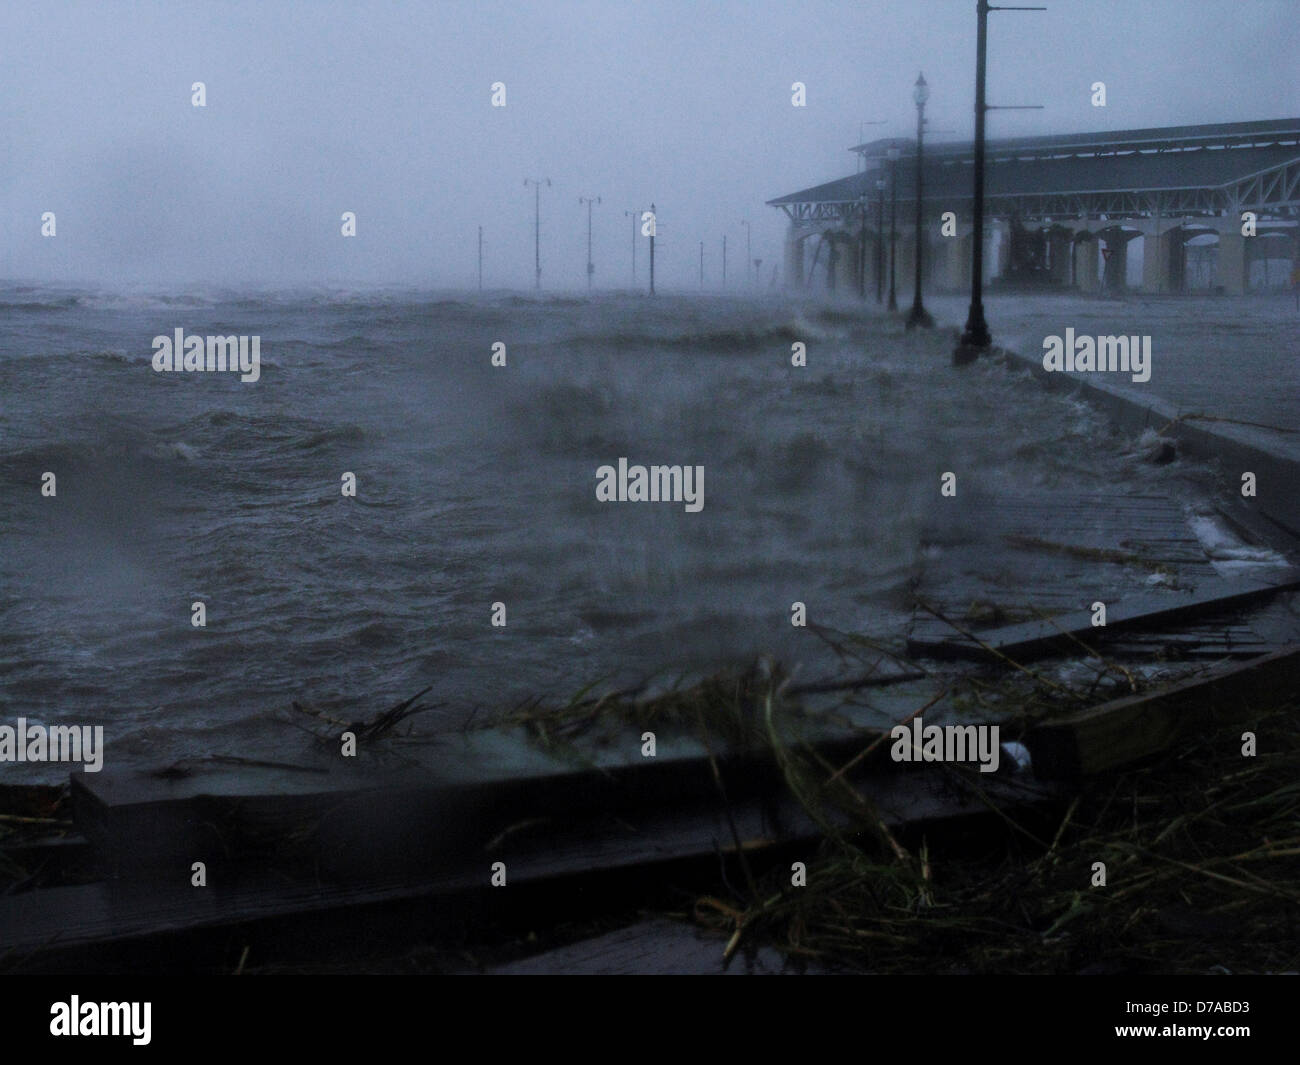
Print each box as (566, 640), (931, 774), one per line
(770, 118), (1300, 223)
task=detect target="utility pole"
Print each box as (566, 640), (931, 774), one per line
(906, 73), (935, 329)
(525, 177), (551, 290)
(741, 220), (751, 286)
(722, 234), (727, 288)
(955, 1), (1044, 364)
(624, 210), (638, 285)
(699, 241), (704, 287)
(648, 203), (656, 296)
(579, 195), (601, 291)
(478, 225), (483, 291)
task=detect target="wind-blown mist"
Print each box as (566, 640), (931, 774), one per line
(0, 285), (1224, 778)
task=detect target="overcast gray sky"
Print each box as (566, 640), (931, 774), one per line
(2, 0), (1297, 289)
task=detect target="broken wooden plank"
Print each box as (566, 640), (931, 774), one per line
(63, 691), (927, 880)
(1023, 645), (1300, 778)
(908, 570), (1300, 662)
(3, 762), (1059, 970)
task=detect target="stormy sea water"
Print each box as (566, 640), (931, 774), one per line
(0, 283), (1233, 780)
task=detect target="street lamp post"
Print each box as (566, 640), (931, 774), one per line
(525, 177), (551, 290)
(875, 177), (886, 304)
(955, 0), (1045, 364)
(741, 220), (752, 286)
(649, 202), (656, 296)
(580, 195), (601, 291)
(887, 147), (900, 311)
(858, 194), (868, 301)
(624, 209), (638, 285)
(906, 73), (935, 329)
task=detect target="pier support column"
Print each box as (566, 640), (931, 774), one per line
(993, 221), (1011, 279)
(943, 231), (972, 291)
(1217, 228), (1247, 295)
(784, 230), (805, 290)
(1048, 229), (1072, 286)
(1099, 230), (1138, 292)
(1074, 237), (1101, 292)
(1142, 228), (1179, 293)
(849, 235), (865, 295)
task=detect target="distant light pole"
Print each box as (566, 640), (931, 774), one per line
(741, 219), (752, 286)
(857, 194), (868, 301)
(875, 177), (886, 304)
(722, 234), (727, 288)
(624, 209), (638, 284)
(649, 202), (656, 296)
(887, 147), (900, 311)
(478, 225), (483, 291)
(525, 177), (551, 290)
(906, 73), (935, 329)
(579, 195), (601, 290)
(700, 241), (704, 287)
(955, 0), (1045, 364)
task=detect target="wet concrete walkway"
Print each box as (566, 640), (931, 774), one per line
(928, 291), (1300, 464)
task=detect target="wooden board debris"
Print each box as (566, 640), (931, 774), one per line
(3, 761), (1059, 970)
(1024, 644), (1300, 778)
(910, 570), (1300, 662)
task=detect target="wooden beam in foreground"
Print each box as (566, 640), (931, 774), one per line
(1024, 645), (1300, 778)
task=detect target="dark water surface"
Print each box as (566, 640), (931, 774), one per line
(0, 284), (1218, 778)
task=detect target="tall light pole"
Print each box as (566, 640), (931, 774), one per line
(955, 1), (1045, 364)
(887, 147), (900, 311)
(858, 194), (868, 301)
(579, 195), (601, 291)
(648, 203), (656, 296)
(699, 241), (704, 287)
(906, 73), (935, 329)
(478, 225), (483, 291)
(525, 177), (551, 290)
(722, 234), (727, 288)
(624, 209), (638, 285)
(741, 220), (752, 286)
(875, 177), (886, 304)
